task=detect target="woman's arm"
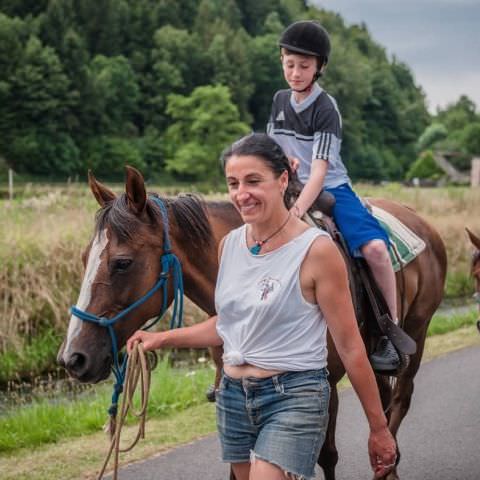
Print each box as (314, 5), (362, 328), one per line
(308, 237), (397, 478)
(126, 315), (222, 354)
(127, 236), (228, 355)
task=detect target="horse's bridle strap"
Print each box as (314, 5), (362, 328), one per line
(69, 196), (184, 417)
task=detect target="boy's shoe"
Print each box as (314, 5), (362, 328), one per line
(369, 336), (400, 372)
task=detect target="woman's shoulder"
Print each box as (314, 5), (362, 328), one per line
(304, 230), (339, 265)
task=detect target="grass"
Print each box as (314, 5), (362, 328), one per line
(427, 308), (478, 336)
(0, 329), (62, 385)
(0, 402), (218, 480)
(0, 357), (214, 453)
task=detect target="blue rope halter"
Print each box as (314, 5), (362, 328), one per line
(70, 196), (184, 417)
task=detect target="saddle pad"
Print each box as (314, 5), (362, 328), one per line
(371, 205), (426, 272)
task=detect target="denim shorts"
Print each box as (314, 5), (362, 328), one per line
(216, 369), (330, 479)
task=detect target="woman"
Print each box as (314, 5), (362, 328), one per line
(127, 133), (396, 480)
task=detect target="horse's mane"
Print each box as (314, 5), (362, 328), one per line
(95, 193), (212, 248)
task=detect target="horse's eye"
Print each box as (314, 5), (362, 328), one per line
(113, 258), (132, 272)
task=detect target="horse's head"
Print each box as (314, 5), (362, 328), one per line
(58, 166), (171, 382)
(466, 227), (480, 333)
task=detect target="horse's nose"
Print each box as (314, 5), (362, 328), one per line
(66, 352), (89, 378)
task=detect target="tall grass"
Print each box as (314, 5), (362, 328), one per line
(1, 182), (478, 382)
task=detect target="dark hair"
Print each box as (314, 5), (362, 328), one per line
(220, 133), (298, 208)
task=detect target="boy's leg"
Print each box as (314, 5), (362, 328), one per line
(361, 239), (397, 323)
(362, 239), (400, 371)
(326, 184), (400, 371)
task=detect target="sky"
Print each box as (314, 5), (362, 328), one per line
(309, 0), (480, 113)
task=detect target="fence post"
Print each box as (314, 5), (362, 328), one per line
(8, 168), (13, 202)
(471, 157), (480, 187)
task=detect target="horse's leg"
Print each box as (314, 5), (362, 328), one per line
(377, 325), (429, 480)
(318, 381), (340, 480)
(375, 374), (394, 414)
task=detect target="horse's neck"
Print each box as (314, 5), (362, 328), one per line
(171, 201), (241, 316)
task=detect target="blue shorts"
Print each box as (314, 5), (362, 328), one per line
(325, 183), (389, 256)
(216, 369), (330, 479)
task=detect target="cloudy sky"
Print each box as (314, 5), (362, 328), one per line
(309, 0), (480, 113)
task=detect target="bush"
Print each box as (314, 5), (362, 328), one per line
(9, 131), (81, 176)
(406, 150), (444, 180)
(84, 136), (146, 176)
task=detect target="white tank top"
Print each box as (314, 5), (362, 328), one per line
(215, 224), (330, 371)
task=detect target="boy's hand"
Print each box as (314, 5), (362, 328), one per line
(288, 156), (300, 172)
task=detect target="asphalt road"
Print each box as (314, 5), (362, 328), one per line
(109, 346), (480, 480)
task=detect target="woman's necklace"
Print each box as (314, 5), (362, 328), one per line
(249, 212), (291, 255)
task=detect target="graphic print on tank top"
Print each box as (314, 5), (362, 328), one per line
(258, 276), (281, 302)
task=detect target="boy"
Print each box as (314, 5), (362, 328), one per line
(267, 20), (400, 371)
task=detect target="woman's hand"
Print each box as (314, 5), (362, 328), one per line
(369, 426), (397, 478)
(126, 330), (165, 354)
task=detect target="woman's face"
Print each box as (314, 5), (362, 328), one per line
(225, 154), (288, 224)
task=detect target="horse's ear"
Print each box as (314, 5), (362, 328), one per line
(88, 170), (116, 207)
(466, 227), (480, 251)
(125, 165), (147, 215)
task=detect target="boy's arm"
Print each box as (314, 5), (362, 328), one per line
(291, 159), (328, 217)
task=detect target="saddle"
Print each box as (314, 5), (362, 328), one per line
(300, 188), (416, 375)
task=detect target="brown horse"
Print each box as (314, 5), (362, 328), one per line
(465, 228), (480, 333)
(58, 167), (447, 480)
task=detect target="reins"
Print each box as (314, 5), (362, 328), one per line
(69, 196), (184, 478)
(97, 341), (155, 480)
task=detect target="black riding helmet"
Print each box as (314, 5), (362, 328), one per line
(279, 20), (331, 84)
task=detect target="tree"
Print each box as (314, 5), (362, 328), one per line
(436, 95), (477, 132)
(147, 26), (206, 130)
(416, 123), (448, 152)
(248, 16), (285, 130)
(460, 122), (480, 156)
(87, 54), (140, 135)
(0, 34), (75, 172)
(163, 85), (250, 182)
(206, 27), (254, 122)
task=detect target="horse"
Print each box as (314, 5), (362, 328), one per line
(465, 228), (480, 333)
(57, 166), (447, 480)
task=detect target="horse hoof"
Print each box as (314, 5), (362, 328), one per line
(205, 384), (216, 402)
(372, 468), (399, 480)
(386, 471), (399, 480)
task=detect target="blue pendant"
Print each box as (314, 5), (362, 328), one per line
(250, 243), (262, 255)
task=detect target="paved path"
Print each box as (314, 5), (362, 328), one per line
(110, 346), (480, 479)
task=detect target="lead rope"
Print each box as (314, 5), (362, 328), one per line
(97, 342), (156, 480)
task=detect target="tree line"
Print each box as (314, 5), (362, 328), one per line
(407, 95), (480, 181)
(0, 0), (472, 183)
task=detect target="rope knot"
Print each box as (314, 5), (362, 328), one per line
(113, 383), (124, 395)
(108, 404), (118, 417)
(99, 317), (110, 327)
